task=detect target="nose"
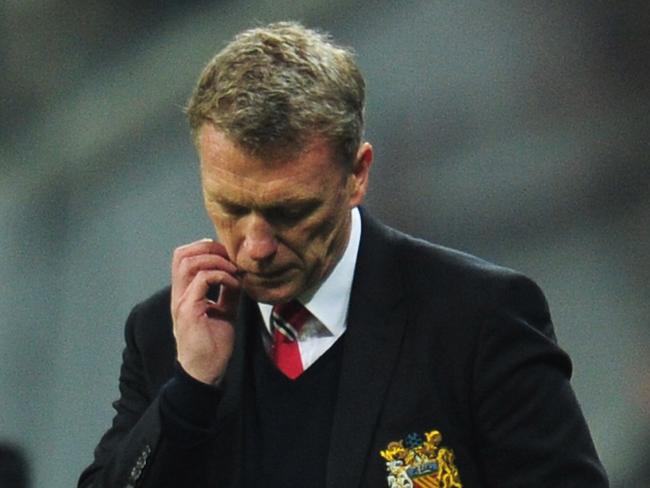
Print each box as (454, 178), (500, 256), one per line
(241, 213), (278, 262)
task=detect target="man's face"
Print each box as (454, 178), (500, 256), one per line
(198, 125), (371, 304)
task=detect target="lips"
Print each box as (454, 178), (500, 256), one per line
(243, 268), (292, 280)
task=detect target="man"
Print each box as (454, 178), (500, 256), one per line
(79, 22), (608, 487)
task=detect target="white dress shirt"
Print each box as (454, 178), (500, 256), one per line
(258, 207), (361, 370)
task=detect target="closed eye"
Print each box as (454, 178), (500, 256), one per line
(219, 202), (249, 217)
(264, 202), (318, 225)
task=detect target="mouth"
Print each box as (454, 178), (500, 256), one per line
(240, 267), (293, 281)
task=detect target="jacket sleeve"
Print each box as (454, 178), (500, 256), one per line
(77, 301), (224, 488)
(472, 273), (609, 487)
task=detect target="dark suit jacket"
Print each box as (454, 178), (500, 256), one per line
(78, 211), (608, 487)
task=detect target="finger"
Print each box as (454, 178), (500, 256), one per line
(216, 280), (241, 313)
(172, 238), (230, 271)
(201, 272), (242, 320)
(175, 254), (238, 288)
(184, 269), (241, 308)
(171, 239), (232, 302)
(173, 269), (240, 323)
(173, 254), (237, 306)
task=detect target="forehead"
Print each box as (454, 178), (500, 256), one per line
(198, 125), (345, 203)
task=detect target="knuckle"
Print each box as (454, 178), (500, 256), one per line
(172, 245), (185, 260)
(171, 248), (186, 268)
(196, 269), (215, 281)
(177, 255), (191, 275)
(201, 269), (228, 284)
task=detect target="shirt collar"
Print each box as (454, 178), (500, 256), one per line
(258, 206), (362, 335)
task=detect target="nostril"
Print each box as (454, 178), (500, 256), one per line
(244, 235), (278, 261)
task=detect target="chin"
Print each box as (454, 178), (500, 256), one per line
(243, 280), (301, 305)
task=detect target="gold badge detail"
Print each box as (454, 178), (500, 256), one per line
(380, 430), (462, 488)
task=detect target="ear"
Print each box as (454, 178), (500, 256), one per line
(348, 142), (373, 208)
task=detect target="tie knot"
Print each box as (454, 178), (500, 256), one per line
(271, 299), (311, 342)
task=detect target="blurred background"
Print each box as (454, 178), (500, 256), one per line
(1, 1), (648, 486)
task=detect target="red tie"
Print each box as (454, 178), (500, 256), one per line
(271, 300), (311, 379)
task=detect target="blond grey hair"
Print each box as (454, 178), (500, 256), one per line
(186, 21), (365, 166)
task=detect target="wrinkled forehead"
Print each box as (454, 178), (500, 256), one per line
(199, 125), (341, 171)
(199, 125), (347, 202)
(203, 165), (314, 193)
(198, 121), (348, 169)
(200, 159), (346, 214)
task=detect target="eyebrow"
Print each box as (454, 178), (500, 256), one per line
(207, 192), (321, 210)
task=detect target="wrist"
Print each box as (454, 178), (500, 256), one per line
(161, 362), (224, 429)
(177, 356), (224, 385)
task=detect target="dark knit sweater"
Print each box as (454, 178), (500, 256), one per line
(243, 331), (346, 488)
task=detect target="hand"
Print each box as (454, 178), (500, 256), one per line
(171, 238), (241, 384)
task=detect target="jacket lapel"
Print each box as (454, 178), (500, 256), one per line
(326, 211), (408, 488)
(215, 294), (260, 487)
(217, 294), (258, 422)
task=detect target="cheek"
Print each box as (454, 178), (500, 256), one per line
(298, 212), (344, 258)
(210, 216), (239, 258)
(309, 218), (337, 247)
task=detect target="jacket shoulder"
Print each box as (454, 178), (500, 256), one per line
(379, 219), (536, 293)
(123, 286), (175, 392)
(127, 286), (172, 339)
(363, 215), (551, 330)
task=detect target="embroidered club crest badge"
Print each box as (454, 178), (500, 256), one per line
(380, 430), (462, 488)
